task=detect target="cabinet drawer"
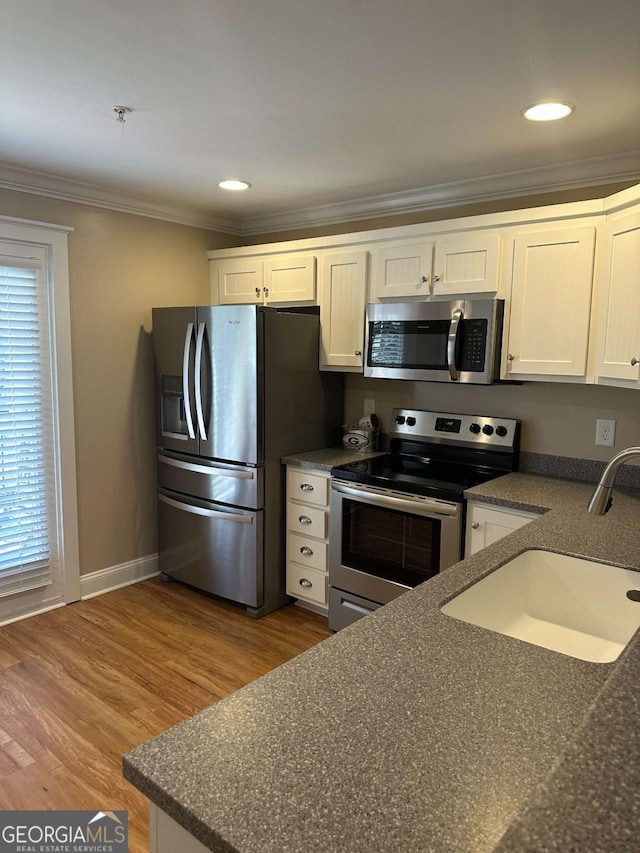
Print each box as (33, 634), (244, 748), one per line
(288, 533), (327, 571)
(286, 563), (327, 606)
(287, 502), (327, 538)
(287, 469), (329, 507)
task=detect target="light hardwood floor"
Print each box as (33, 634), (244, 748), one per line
(0, 579), (331, 852)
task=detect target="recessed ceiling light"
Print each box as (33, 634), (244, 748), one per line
(218, 180), (252, 191)
(521, 101), (575, 122)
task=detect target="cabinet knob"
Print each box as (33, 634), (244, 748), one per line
(355, 350), (362, 356)
(471, 522), (480, 529)
(263, 287), (269, 297)
(432, 275), (440, 283)
(298, 515), (312, 524)
(631, 357), (639, 366)
(420, 276), (428, 283)
(300, 483), (314, 491)
(507, 353), (515, 362)
(300, 546), (314, 556)
(255, 287), (261, 296)
(299, 578), (313, 589)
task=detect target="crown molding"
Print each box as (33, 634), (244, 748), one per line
(0, 163), (241, 234)
(237, 150), (640, 235)
(1, 151), (639, 239)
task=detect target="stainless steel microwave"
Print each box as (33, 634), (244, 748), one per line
(364, 299), (504, 384)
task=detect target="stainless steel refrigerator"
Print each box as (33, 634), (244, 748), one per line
(152, 304), (343, 617)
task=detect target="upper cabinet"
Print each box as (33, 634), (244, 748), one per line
(370, 231), (501, 299)
(370, 242), (433, 299)
(207, 184), (640, 383)
(319, 250), (368, 370)
(503, 226), (596, 380)
(214, 254), (316, 305)
(592, 209), (640, 387)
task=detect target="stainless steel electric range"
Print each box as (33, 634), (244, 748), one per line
(328, 408), (520, 631)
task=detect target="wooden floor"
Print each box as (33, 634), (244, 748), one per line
(0, 579), (331, 852)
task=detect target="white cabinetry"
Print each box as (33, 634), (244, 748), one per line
(370, 231), (501, 299)
(466, 502), (537, 556)
(432, 232), (501, 296)
(319, 250), (368, 370)
(286, 467), (331, 611)
(592, 209), (640, 387)
(504, 226), (596, 379)
(370, 241), (433, 299)
(214, 254), (316, 305)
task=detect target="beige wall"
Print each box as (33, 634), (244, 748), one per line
(242, 181), (636, 245)
(344, 376), (640, 462)
(0, 188), (235, 576)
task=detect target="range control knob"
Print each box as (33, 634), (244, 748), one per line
(406, 416), (416, 426)
(469, 423), (481, 434)
(482, 424), (494, 436)
(496, 425), (508, 437)
(395, 415), (406, 425)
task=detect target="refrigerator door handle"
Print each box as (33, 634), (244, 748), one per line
(158, 453), (254, 479)
(182, 323), (196, 439)
(194, 321), (208, 440)
(159, 493), (254, 523)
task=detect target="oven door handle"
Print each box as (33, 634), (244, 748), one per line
(447, 305), (464, 382)
(332, 482), (459, 517)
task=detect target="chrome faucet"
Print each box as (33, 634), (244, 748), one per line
(588, 446), (640, 514)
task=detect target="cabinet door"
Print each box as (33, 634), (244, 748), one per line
(593, 211), (640, 384)
(466, 503), (536, 556)
(319, 250), (368, 369)
(432, 233), (501, 295)
(217, 258), (263, 304)
(505, 226), (596, 377)
(263, 254), (316, 303)
(370, 242), (433, 299)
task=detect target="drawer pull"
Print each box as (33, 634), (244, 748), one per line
(300, 546), (314, 556)
(300, 483), (314, 491)
(471, 522), (480, 529)
(298, 515), (312, 524)
(299, 578), (313, 589)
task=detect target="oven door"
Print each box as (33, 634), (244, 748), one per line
(329, 480), (462, 608)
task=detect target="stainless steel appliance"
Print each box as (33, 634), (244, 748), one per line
(152, 305), (343, 617)
(364, 299), (504, 383)
(329, 408), (519, 631)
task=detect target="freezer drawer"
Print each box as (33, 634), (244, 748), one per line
(158, 451), (262, 509)
(158, 489), (263, 608)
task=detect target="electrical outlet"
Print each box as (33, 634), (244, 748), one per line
(364, 399), (376, 416)
(595, 418), (616, 447)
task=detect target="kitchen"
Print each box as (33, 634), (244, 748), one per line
(1, 1), (640, 851)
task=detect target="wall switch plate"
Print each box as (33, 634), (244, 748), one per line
(364, 399), (376, 416)
(596, 418), (616, 447)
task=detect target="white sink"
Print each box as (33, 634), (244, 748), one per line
(441, 550), (640, 663)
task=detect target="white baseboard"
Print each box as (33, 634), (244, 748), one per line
(80, 554), (159, 600)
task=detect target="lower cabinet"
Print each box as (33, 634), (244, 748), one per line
(466, 501), (537, 556)
(286, 467), (331, 611)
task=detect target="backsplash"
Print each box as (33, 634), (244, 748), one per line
(344, 375), (640, 465)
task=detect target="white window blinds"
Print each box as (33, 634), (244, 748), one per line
(0, 251), (54, 596)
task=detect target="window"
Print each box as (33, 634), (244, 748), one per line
(0, 220), (79, 623)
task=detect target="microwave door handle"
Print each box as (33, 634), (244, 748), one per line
(447, 307), (463, 382)
(194, 321), (208, 440)
(182, 322), (196, 439)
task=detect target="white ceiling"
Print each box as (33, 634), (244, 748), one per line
(3, 0), (640, 234)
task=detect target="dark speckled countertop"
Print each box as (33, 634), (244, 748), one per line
(123, 472), (640, 852)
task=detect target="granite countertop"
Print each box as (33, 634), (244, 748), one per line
(123, 472), (640, 852)
(281, 446), (386, 471)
